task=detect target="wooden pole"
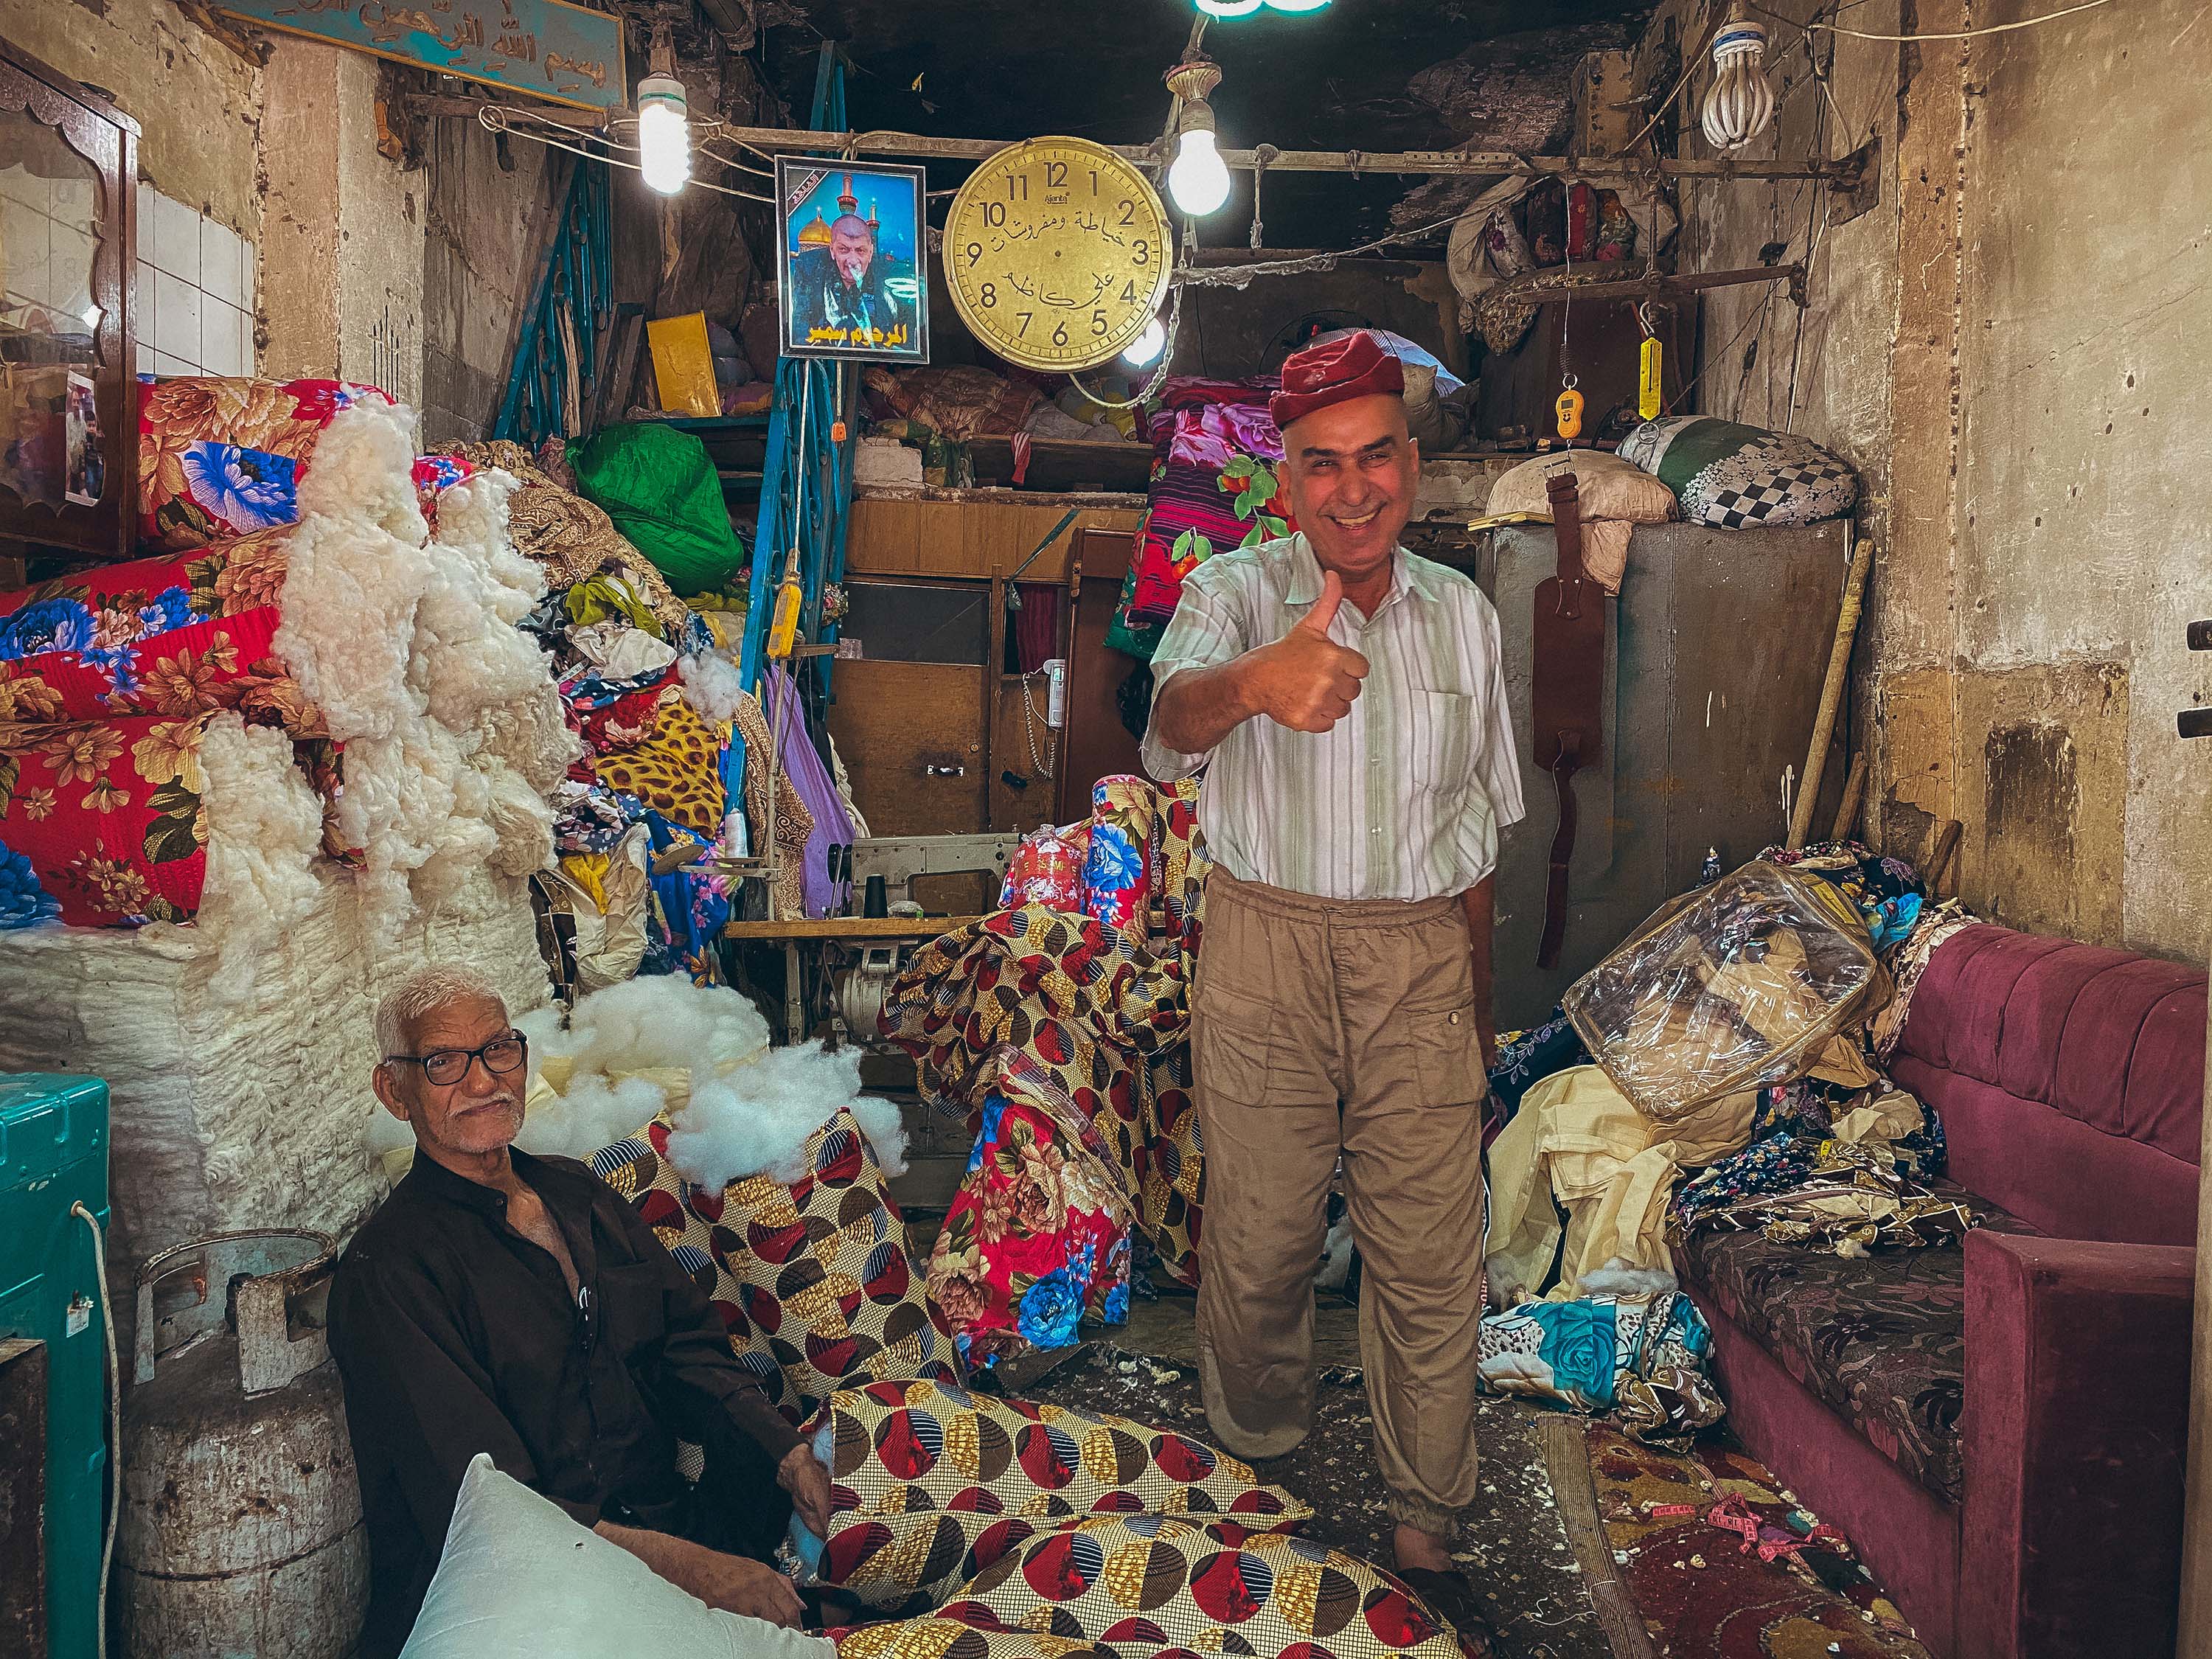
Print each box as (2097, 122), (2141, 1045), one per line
(401, 99), (1863, 185)
(1829, 752), (1869, 844)
(1788, 538), (1874, 851)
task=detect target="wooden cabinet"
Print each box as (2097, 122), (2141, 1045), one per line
(0, 39), (139, 563)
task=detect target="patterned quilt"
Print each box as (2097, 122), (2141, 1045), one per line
(881, 780), (1209, 1367)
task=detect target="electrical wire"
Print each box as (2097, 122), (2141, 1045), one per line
(72, 1201), (117, 1659)
(1748, 0), (2110, 38)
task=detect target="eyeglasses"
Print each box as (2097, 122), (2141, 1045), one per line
(386, 1032), (528, 1088)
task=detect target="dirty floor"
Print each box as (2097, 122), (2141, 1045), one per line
(988, 1288), (1924, 1659)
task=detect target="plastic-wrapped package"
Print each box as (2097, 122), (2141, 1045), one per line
(997, 824), (1087, 911)
(1563, 861), (1891, 1122)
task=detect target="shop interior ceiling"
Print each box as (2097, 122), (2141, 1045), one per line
(753, 0), (1658, 251)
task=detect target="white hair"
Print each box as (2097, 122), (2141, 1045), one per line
(375, 964), (509, 1059)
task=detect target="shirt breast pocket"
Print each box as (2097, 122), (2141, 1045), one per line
(1407, 689), (1479, 799)
(596, 1261), (669, 1361)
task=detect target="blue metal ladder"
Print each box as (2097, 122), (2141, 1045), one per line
(493, 154), (613, 449)
(737, 44), (860, 699)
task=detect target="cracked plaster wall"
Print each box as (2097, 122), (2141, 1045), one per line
(1637, 0), (2212, 961)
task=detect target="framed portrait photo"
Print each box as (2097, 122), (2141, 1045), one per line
(774, 158), (930, 364)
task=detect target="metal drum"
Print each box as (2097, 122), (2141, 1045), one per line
(119, 1230), (366, 1659)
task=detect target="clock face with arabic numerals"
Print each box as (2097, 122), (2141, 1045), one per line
(944, 137), (1174, 372)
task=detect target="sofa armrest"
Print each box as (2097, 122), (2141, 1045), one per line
(1958, 1230), (2193, 1659)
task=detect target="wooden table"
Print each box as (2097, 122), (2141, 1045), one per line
(723, 916), (987, 1043)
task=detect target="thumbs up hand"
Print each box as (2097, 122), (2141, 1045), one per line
(1248, 570), (1371, 733)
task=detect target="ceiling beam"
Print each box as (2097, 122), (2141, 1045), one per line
(401, 98), (1864, 186)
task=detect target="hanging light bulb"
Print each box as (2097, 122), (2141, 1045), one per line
(1123, 314), (1168, 369)
(1262, 0), (1332, 11)
(636, 27), (691, 195)
(1193, 0), (1262, 16)
(1700, 10), (1775, 152)
(1164, 52), (1233, 218)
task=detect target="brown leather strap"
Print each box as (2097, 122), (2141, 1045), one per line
(1531, 467), (1605, 970)
(1539, 738), (1581, 969)
(1546, 467), (1588, 585)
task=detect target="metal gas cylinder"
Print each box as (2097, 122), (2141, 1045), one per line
(119, 1230), (367, 1659)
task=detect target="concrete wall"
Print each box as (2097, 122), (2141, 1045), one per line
(420, 117), (563, 448)
(1635, 0), (2211, 961)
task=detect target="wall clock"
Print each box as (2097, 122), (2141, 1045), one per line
(944, 136), (1174, 372)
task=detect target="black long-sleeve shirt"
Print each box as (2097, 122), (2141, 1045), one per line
(329, 1147), (801, 1657)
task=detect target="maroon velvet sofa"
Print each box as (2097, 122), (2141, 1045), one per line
(1674, 924), (2203, 1659)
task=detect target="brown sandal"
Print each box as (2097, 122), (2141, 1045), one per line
(1394, 1566), (1506, 1659)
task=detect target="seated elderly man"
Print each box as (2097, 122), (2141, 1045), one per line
(331, 964), (832, 1658)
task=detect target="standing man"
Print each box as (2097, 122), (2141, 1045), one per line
(1141, 331), (1521, 1650)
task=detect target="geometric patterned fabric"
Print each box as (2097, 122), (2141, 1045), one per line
(590, 1109), (961, 1431)
(818, 1379), (1313, 1611)
(838, 1512), (1470, 1659)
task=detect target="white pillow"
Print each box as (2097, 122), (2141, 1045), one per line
(400, 1455), (838, 1659)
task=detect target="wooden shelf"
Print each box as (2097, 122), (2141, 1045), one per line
(965, 434), (1155, 495)
(722, 915), (987, 941)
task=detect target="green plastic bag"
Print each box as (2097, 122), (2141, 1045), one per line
(570, 422), (745, 593)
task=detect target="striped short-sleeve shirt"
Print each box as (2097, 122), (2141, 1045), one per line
(1140, 532), (1524, 902)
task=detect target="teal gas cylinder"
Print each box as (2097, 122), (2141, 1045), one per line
(0, 1073), (113, 1659)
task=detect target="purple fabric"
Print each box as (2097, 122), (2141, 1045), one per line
(764, 665), (855, 919)
(1888, 1058), (2200, 1246)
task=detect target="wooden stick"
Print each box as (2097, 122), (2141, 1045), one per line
(1928, 819), (1964, 897)
(1829, 752), (1870, 844)
(1788, 538), (1875, 851)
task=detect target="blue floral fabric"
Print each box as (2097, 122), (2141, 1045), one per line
(1478, 1287), (1725, 1443)
(0, 841), (63, 929)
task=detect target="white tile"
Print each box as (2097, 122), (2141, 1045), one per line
(154, 351), (195, 378)
(0, 196), (46, 308)
(199, 300), (244, 378)
(136, 340), (154, 375)
(201, 218), (243, 307)
(153, 268), (200, 364)
(149, 189), (201, 283)
(136, 179), (154, 246)
(239, 242), (255, 313)
(133, 258), (154, 325)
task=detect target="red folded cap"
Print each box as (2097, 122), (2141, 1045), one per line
(1268, 330), (1406, 432)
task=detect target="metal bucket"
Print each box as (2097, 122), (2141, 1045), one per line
(118, 1230), (366, 1659)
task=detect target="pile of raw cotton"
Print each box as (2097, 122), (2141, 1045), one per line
(508, 976), (905, 1187)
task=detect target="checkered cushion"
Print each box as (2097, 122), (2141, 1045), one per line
(1618, 416), (1859, 529)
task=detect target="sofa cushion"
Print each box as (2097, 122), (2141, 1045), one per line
(1677, 1186), (2041, 1504)
(1896, 924), (2205, 1166)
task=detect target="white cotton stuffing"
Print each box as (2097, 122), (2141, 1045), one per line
(260, 399), (571, 935)
(274, 397), (436, 741)
(677, 649), (746, 729)
(514, 1073), (670, 1161)
(538, 975), (773, 1074)
(194, 712), (330, 1005)
(523, 977), (903, 1184)
(665, 1043), (890, 1189)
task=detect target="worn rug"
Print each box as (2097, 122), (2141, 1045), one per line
(1583, 1425), (1928, 1658)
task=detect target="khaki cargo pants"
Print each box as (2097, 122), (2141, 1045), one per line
(1192, 868), (1489, 1540)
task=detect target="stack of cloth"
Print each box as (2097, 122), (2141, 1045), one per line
(1105, 378), (1297, 661)
(879, 776), (1209, 1368)
(1484, 842), (1975, 1305)
(0, 377), (569, 992)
